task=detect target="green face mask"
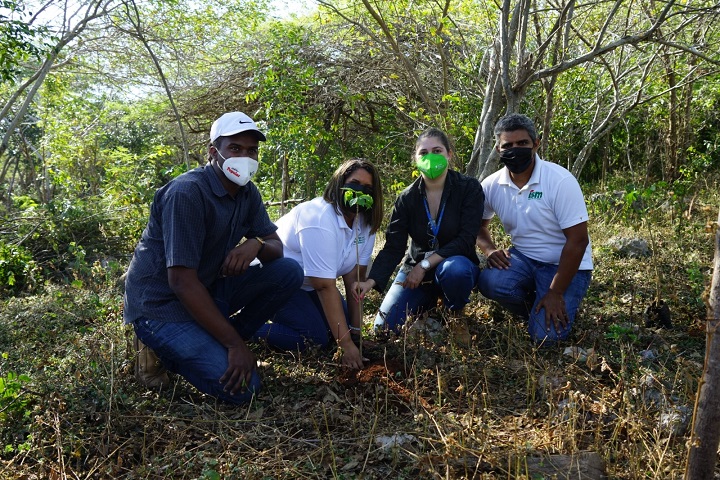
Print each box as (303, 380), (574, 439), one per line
(416, 153), (448, 180)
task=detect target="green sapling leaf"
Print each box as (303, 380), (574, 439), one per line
(342, 188), (374, 210)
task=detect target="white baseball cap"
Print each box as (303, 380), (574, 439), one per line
(210, 112), (267, 143)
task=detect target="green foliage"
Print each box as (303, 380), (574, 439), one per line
(587, 174), (701, 230)
(4, 86), (178, 278)
(244, 21), (337, 199)
(605, 323), (639, 343)
(342, 188), (374, 210)
(11, 195), (38, 210)
(0, 0), (53, 82)
(201, 468), (221, 480)
(0, 348), (33, 455)
(674, 144), (718, 205)
(8, 198), (129, 279)
(0, 241), (37, 296)
(100, 143), (179, 246)
(97, 0), (272, 92)
(0, 369), (32, 420)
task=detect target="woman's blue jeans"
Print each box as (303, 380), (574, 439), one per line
(374, 255), (480, 332)
(477, 247), (592, 345)
(253, 289), (349, 351)
(132, 257), (303, 405)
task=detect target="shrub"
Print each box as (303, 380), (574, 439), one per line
(0, 241), (38, 296)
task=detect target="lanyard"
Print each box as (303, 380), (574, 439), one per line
(423, 195), (447, 238)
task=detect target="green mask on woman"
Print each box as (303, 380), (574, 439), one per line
(416, 153), (448, 179)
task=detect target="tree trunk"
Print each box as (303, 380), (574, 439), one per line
(466, 49), (504, 179)
(541, 78), (555, 159)
(0, 58), (54, 184)
(685, 208), (720, 479)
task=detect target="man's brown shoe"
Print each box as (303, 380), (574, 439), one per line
(134, 334), (170, 389)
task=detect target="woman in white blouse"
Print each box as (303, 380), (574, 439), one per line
(254, 159), (383, 369)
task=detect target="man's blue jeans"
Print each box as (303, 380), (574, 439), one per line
(132, 257), (303, 405)
(477, 247), (592, 345)
(253, 289), (350, 351)
(374, 255), (480, 332)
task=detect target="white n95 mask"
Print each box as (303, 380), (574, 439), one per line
(220, 155), (258, 187)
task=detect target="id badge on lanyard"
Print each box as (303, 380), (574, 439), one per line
(423, 196), (446, 255)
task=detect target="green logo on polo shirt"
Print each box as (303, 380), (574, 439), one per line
(528, 190), (543, 200)
(355, 235), (366, 245)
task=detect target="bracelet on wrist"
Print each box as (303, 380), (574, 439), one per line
(236, 236), (266, 253)
(255, 236), (265, 254)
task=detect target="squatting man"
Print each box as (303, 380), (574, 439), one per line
(476, 113), (593, 345)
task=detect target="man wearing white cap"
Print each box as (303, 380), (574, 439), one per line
(123, 112), (303, 404)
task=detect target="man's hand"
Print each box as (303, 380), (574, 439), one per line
(219, 342), (257, 395)
(221, 239), (262, 276)
(486, 248), (512, 269)
(536, 288), (568, 332)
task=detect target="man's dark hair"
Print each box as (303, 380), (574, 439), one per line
(493, 114), (539, 143)
(207, 137), (229, 162)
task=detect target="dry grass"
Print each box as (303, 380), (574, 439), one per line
(0, 181), (717, 479)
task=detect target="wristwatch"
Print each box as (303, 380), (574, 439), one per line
(419, 259), (431, 270)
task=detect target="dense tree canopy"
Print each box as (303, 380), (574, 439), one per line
(0, 0), (719, 260)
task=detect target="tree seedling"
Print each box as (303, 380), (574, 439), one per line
(342, 187), (374, 360)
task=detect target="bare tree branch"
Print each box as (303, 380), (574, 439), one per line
(122, 0), (190, 169)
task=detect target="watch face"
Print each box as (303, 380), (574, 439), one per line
(421, 259), (430, 269)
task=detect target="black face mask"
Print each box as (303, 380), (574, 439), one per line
(499, 147), (534, 174)
(342, 183), (374, 213)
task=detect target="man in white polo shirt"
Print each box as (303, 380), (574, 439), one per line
(476, 113), (592, 345)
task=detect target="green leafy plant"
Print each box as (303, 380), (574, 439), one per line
(0, 0), (53, 82)
(0, 241), (38, 296)
(342, 187), (374, 357)
(605, 323), (639, 343)
(0, 369), (32, 421)
(342, 188), (374, 212)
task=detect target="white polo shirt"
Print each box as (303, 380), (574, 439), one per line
(482, 157), (593, 270)
(276, 197), (376, 291)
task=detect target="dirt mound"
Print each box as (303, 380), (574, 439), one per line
(338, 358), (433, 410)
